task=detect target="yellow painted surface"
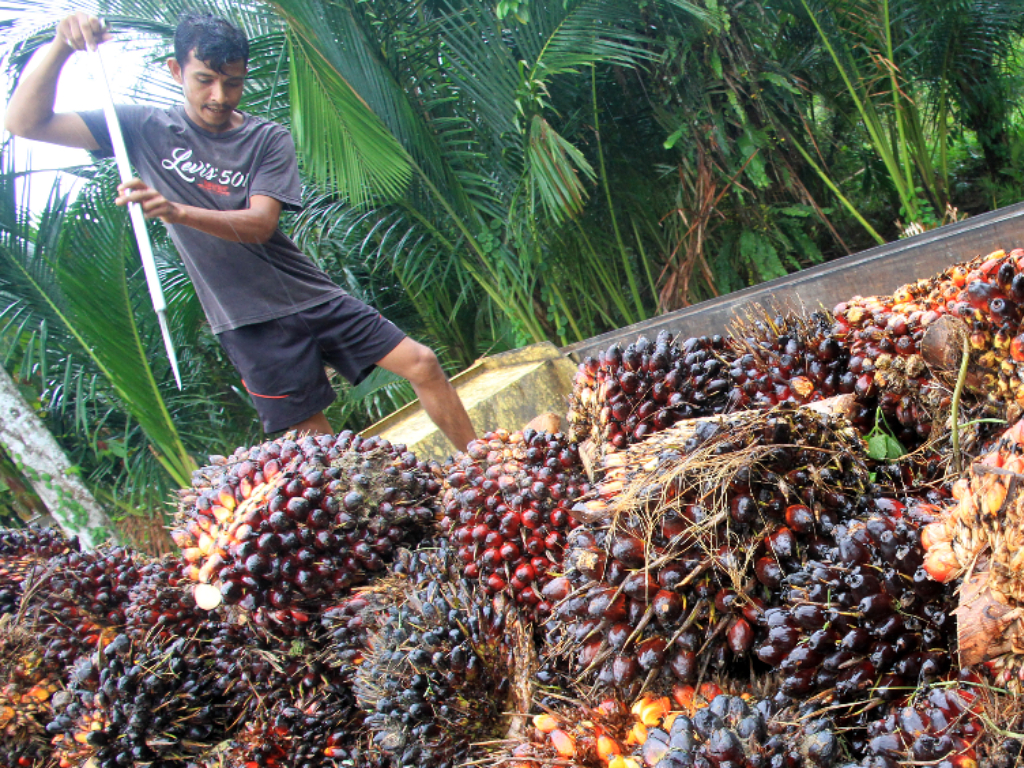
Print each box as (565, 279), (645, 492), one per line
(367, 342), (577, 462)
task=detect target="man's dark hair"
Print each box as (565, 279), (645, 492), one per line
(174, 12), (249, 72)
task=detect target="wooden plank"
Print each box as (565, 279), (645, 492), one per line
(563, 201), (1024, 360)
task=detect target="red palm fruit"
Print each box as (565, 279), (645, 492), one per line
(727, 617), (753, 654)
(652, 590), (683, 625)
(611, 535), (646, 568)
(785, 504), (815, 534)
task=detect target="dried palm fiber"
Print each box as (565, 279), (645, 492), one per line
(172, 431), (441, 632)
(0, 614), (62, 768)
(546, 404), (873, 701)
(439, 429), (592, 621)
(354, 547), (534, 768)
(501, 687), (841, 768)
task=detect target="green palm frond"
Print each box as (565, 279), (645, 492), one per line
(524, 115), (596, 223)
(285, 28), (412, 206)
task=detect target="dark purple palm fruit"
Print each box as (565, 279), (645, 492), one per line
(548, 405), (873, 700)
(635, 695), (841, 768)
(216, 617), (343, 725)
(754, 496), (956, 711)
(439, 428), (591, 622)
(223, 689), (366, 768)
(172, 431), (442, 631)
(835, 678), (984, 768)
(49, 630), (229, 768)
(725, 311), (858, 418)
(26, 546), (142, 668)
(567, 331), (734, 452)
(355, 549), (528, 768)
(125, 555), (206, 646)
(0, 525), (78, 617)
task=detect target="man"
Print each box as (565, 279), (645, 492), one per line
(5, 11), (478, 448)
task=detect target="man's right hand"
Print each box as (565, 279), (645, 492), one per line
(55, 12), (111, 52)
(3, 11), (105, 148)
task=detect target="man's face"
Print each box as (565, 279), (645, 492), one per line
(168, 51), (246, 132)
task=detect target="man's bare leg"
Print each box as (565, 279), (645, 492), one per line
(376, 338), (477, 450)
(288, 411), (333, 436)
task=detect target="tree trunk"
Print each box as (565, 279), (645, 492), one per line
(0, 365), (113, 548)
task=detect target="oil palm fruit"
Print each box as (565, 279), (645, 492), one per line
(567, 331), (732, 451)
(355, 550), (528, 768)
(0, 525), (77, 617)
(833, 248), (1024, 443)
(49, 631), (227, 768)
(440, 429), (591, 621)
(836, 681), (983, 768)
(549, 406), (872, 699)
(753, 497), (956, 709)
(504, 691), (840, 768)
(29, 547), (141, 668)
(124, 556), (205, 645)
(173, 431), (441, 629)
(726, 311), (856, 413)
(918, 418), (1024, 687)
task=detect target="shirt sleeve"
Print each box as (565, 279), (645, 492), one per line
(249, 127), (304, 212)
(77, 105), (145, 161)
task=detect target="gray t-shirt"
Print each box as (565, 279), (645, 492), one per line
(79, 105), (344, 333)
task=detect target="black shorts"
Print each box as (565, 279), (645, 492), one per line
(217, 294), (406, 433)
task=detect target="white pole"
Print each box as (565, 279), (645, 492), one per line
(88, 44), (183, 390)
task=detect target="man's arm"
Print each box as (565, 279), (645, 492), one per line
(116, 179), (283, 244)
(4, 13), (110, 149)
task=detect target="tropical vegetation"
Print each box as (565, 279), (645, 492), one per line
(3, 0), (1024, 544)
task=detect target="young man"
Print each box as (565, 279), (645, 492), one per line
(5, 11), (478, 449)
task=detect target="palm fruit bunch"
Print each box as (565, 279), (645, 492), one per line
(218, 620), (341, 720)
(439, 428), (591, 621)
(321, 547), (437, 678)
(836, 680), (984, 768)
(725, 312), (858, 414)
(567, 331), (732, 451)
(172, 431), (441, 628)
(753, 495), (956, 710)
(49, 632), (224, 768)
(547, 405), (872, 699)
(0, 524), (78, 616)
(354, 549), (531, 768)
(0, 617), (63, 768)
(833, 248), (1024, 443)
(125, 556), (205, 645)
(28, 546), (141, 667)
(506, 689), (841, 768)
